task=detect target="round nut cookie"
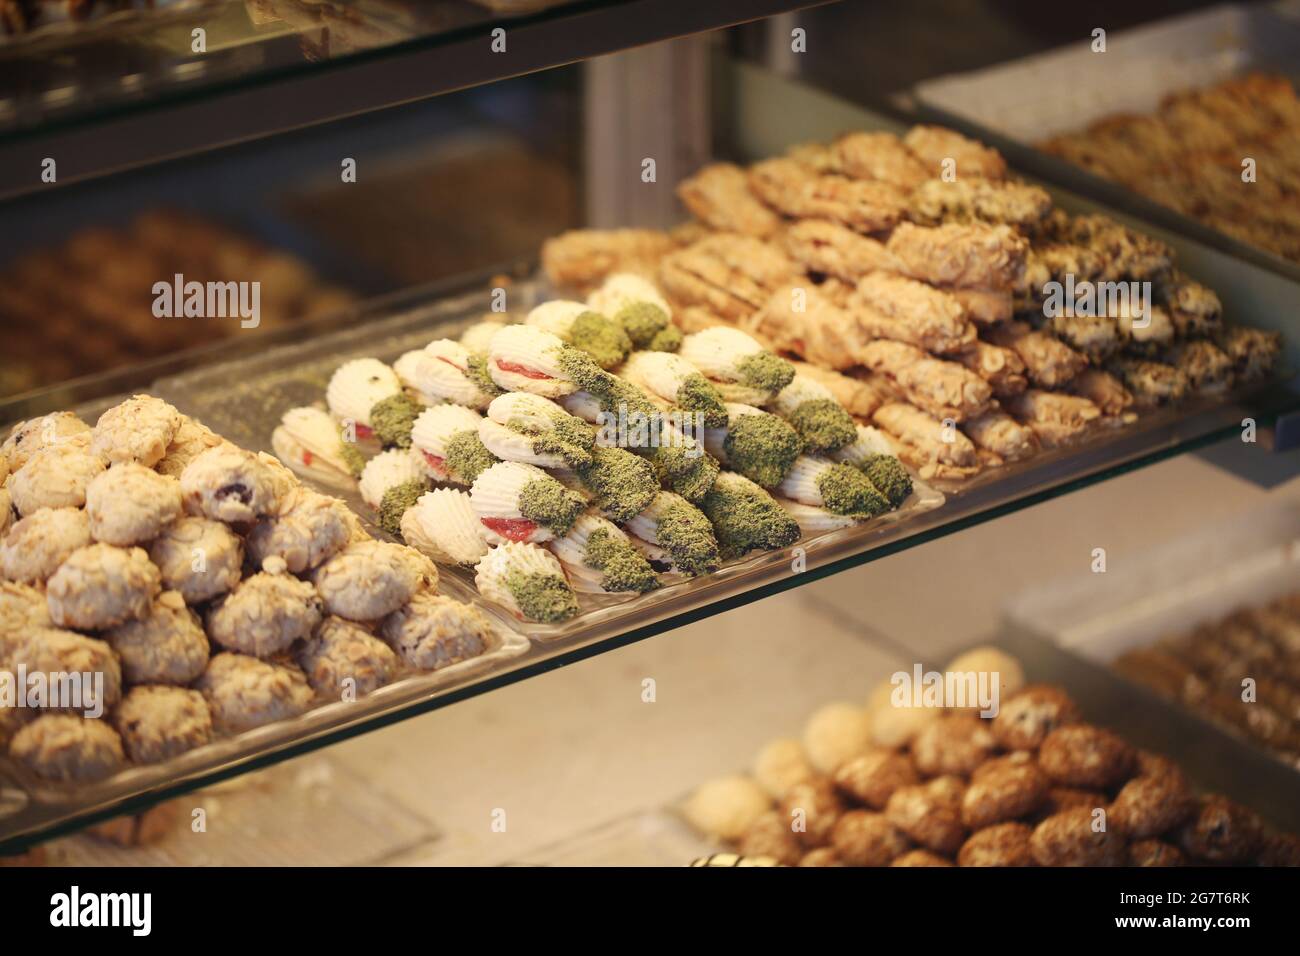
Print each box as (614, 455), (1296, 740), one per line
(86, 464), (183, 545)
(312, 540), (422, 621)
(46, 543), (161, 631)
(0, 486), (11, 536)
(992, 684), (1081, 751)
(20, 628), (123, 713)
(961, 758), (1048, 829)
(958, 822), (1037, 866)
(682, 775), (771, 843)
(113, 685), (213, 764)
(833, 749), (919, 810)
(779, 777), (845, 848)
(91, 395), (181, 467)
(884, 777), (967, 855)
(1038, 724), (1135, 790)
(830, 810), (912, 866)
(0, 582), (51, 650)
(738, 811), (803, 866)
(154, 416), (223, 479)
(296, 616), (399, 700)
(1030, 807), (1127, 866)
(9, 441), (106, 516)
(9, 714), (125, 783)
(205, 572), (323, 658)
(891, 849), (955, 867)
(798, 847), (844, 867)
(752, 738), (816, 799)
(2, 411), (91, 471)
(104, 591), (209, 685)
(379, 592), (492, 671)
(802, 701), (872, 775)
(1128, 839), (1186, 867)
(911, 713), (996, 777)
(146, 516), (243, 605)
(1109, 767), (1195, 839)
(0, 507), (90, 584)
(246, 486), (351, 573)
(1174, 796), (1263, 864)
(195, 653), (314, 734)
(180, 444), (284, 524)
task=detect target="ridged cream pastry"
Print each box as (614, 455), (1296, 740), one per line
(477, 391), (595, 469)
(769, 374), (858, 454)
(325, 358), (403, 445)
(679, 326), (796, 406)
(623, 491), (721, 577)
(549, 512), (660, 594)
(394, 339), (502, 409)
(474, 541), (579, 624)
(400, 488), (489, 566)
(272, 406), (364, 489)
(410, 404), (499, 485)
(469, 461), (585, 545)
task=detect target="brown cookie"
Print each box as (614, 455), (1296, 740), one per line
(1175, 796), (1262, 864)
(891, 849), (955, 867)
(1038, 786), (1109, 819)
(1037, 724), (1135, 790)
(1109, 771), (1195, 839)
(779, 777), (845, 848)
(958, 822), (1037, 866)
(830, 810), (912, 866)
(1030, 807), (1127, 866)
(1258, 832), (1300, 868)
(992, 684), (1080, 750)
(834, 750), (919, 809)
(1128, 839), (1185, 867)
(911, 713), (997, 777)
(738, 811), (802, 866)
(798, 847), (844, 867)
(961, 759), (1048, 829)
(885, 778), (967, 855)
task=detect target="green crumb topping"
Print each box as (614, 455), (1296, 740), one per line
(816, 463), (889, 518)
(585, 527), (660, 593)
(339, 441), (366, 478)
(701, 479), (801, 559)
(736, 351), (795, 395)
(655, 500), (722, 576)
(504, 570), (579, 623)
(508, 413), (595, 468)
(650, 443), (719, 504)
(724, 413), (802, 488)
(576, 446), (659, 523)
(569, 311), (632, 370)
(379, 479), (426, 535)
(787, 399), (857, 454)
(556, 346), (608, 392)
(518, 478), (585, 536)
(857, 454), (912, 509)
(465, 352), (505, 397)
(369, 394), (422, 449)
(444, 430), (499, 485)
(614, 301), (671, 349)
(647, 325), (683, 352)
(676, 373), (729, 428)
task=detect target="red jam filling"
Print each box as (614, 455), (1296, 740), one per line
(437, 356), (467, 373)
(494, 359), (552, 381)
(355, 423), (374, 440)
(421, 451), (447, 475)
(480, 517), (537, 541)
(302, 451), (314, 466)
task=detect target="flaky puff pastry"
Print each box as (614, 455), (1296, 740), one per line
(831, 131), (930, 191)
(659, 233), (798, 322)
(903, 125), (1008, 180)
(748, 158), (906, 233)
(1004, 389), (1102, 448)
(542, 228), (676, 292)
(1067, 368), (1134, 418)
(860, 340), (994, 423)
(962, 410), (1039, 462)
(750, 283), (869, 371)
(849, 272), (976, 355)
(789, 361), (897, 419)
(677, 163), (782, 239)
(886, 222), (1027, 290)
(872, 402), (980, 482)
(951, 341), (1028, 398)
(781, 219), (903, 283)
(946, 287), (1013, 326)
(985, 321), (1087, 388)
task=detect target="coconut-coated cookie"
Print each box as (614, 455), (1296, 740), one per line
(1174, 796), (1262, 864)
(1128, 839), (1186, 867)
(379, 591), (492, 671)
(195, 652), (314, 734)
(738, 811), (803, 866)
(8, 714), (125, 783)
(20, 627), (123, 713)
(0, 582), (50, 646)
(961, 758), (1048, 829)
(46, 544), (160, 630)
(9, 440), (106, 516)
(205, 571), (323, 658)
(682, 775), (772, 842)
(0, 486), (10, 536)
(85, 464), (183, 545)
(1030, 807), (1127, 866)
(1109, 767), (1195, 839)
(0, 506), (91, 583)
(180, 444), (284, 524)
(992, 684), (1081, 751)
(104, 591), (209, 685)
(146, 516), (243, 605)
(911, 713), (996, 777)
(312, 540), (423, 621)
(779, 777), (845, 848)
(154, 416), (223, 479)
(833, 749), (919, 809)
(1038, 724), (1135, 790)
(753, 738), (816, 799)
(831, 810), (912, 866)
(91, 395), (181, 467)
(958, 822), (1037, 866)
(2, 411), (91, 471)
(296, 616), (398, 700)
(885, 777), (967, 855)
(113, 685), (213, 764)
(246, 487), (351, 573)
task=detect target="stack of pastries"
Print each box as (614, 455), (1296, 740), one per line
(541, 124), (1281, 482)
(0, 395), (495, 785)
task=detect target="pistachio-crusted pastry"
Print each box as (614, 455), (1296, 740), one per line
(400, 488), (489, 567)
(486, 323), (591, 397)
(781, 219), (903, 282)
(1214, 324), (1281, 382)
(620, 350), (729, 428)
(679, 325), (796, 405)
(478, 391), (595, 469)
(644, 426), (720, 503)
(658, 233), (798, 322)
(469, 460), (585, 545)
(831, 131), (930, 190)
(789, 361), (894, 419)
(1107, 358), (1190, 405)
(549, 512), (660, 594)
(677, 162), (783, 238)
(1166, 340), (1234, 394)
(909, 177), (1052, 228)
(410, 404), (499, 485)
(748, 157), (906, 232)
(379, 591), (492, 671)
(586, 272), (673, 322)
(700, 471), (802, 560)
(2, 410), (90, 471)
(1004, 390), (1103, 447)
(703, 403), (802, 489)
(951, 341), (1028, 398)
(872, 402), (981, 482)
(1067, 368), (1134, 418)
(986, 321), (1087, 388)
(272, 406), (363, 489)
(776, 456), (889, 518)
(475, 541), (579, 623)
(575, 445), (660, 523)
(541, 227), (676, 292)
(770, 375), (858, 454)
(623, 491), (721, 577)
(830, 422), (897, 465)
(853, 454), (913, 509)
(860, 340), (994, 423)
(394, 339), (502, 409)
(886, 222), (1026, 289)
(850, 272), (977, 354)
(903, 125), (1008, 179)
(325, 358), (402, 443)
(525, 300), (632, 369)
(961, 410), (1039, 463)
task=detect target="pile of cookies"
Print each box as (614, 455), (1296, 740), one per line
(682, 647), (1299, 866)
(0, 394), (495, 786)
(541, 124), (1282, 482)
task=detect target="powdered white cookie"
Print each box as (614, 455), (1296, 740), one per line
(91, 395), (182, 467)
(113, 685), (213, 764)
(2, 411), (91, 471)
(9, 441), (106, 516)
(154, 416), (223, 478)
(9, 714), (125, 783)
(46, 544), (160, 630)
(296, 616), (399, 700)
(104, 591), (209, 685)
(146, 516), (243, 604)
(195, 653), (314, 734)
(311, 540), (422, 621)
(246, 486), (350, 573)
(180, 444), (284, 524)
(0, 507), (91, 583)
(85, 464), (183, 545)
(379, 591), (492, 671)
(205, 572), (323, 658)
